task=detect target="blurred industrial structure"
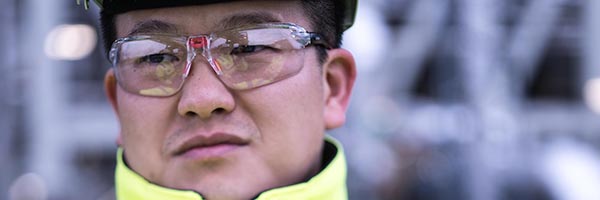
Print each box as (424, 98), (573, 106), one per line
(3, 0), (600, 199)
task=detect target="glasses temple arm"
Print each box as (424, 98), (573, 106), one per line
(308, 33), (332, 49)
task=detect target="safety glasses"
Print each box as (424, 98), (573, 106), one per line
(109, 22), (328, 97)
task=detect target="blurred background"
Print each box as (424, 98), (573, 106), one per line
(3, 0), (600, 199)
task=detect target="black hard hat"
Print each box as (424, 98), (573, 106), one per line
(78, 0), (357, 30)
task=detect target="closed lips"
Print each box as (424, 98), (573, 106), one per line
(173, 133), (249, 156)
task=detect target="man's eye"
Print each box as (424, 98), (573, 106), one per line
(230, 45), (268, 55)
(137, 53), (179, 64)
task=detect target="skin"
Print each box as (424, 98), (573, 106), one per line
(104, 1), (356, 199)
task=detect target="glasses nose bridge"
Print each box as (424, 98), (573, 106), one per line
(187, 36), (210, 60)
(189, 36), (208, 50)
(185, 36), (223, 77)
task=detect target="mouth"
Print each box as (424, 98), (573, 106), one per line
(174, 133), (249, 160)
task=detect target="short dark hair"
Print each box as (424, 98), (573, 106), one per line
(99, 0), (346, 63)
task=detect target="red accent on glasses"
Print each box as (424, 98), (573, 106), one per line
(189, 37), (208, 49)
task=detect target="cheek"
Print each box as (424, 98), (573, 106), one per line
(116, 89), (177, 146)
(242, 64), (326, 150)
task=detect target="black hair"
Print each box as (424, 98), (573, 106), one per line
(99, 0), (346, 63)
(300, 0), (345, 63)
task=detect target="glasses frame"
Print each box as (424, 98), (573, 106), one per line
(108, 22), (331, 97)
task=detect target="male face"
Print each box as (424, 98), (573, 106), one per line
(104, 0), (356, 199)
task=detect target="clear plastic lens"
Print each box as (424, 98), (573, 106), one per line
(115, 37), (188, 96)
(112, 23), (311, 96)
(211, 27), (306, 90)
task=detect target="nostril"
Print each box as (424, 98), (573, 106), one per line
(185, 111), (197, 117)
(181, 107), (229, 119)
(212, 107), (226, 115)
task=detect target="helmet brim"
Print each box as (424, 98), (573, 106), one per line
(84, 0), (356, 30)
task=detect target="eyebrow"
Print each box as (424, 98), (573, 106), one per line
(215, 12), (282, 30)
(128, 20), (180, 36)
(126, 12), (281, 36)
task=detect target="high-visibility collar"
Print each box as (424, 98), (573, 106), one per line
(115, 136), (348, 200)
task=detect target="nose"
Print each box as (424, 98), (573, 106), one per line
(177, 52), (235, 119)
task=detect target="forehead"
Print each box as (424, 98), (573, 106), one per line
(114, 0), (309, 37)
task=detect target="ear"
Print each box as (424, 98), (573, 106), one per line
(323, 48), (357, 129)
(104, 69), (123, 146)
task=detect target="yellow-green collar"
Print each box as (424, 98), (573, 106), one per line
(115, 136), (348, 200)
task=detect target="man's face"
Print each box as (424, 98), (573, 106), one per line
(105, 1), (351, 199)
